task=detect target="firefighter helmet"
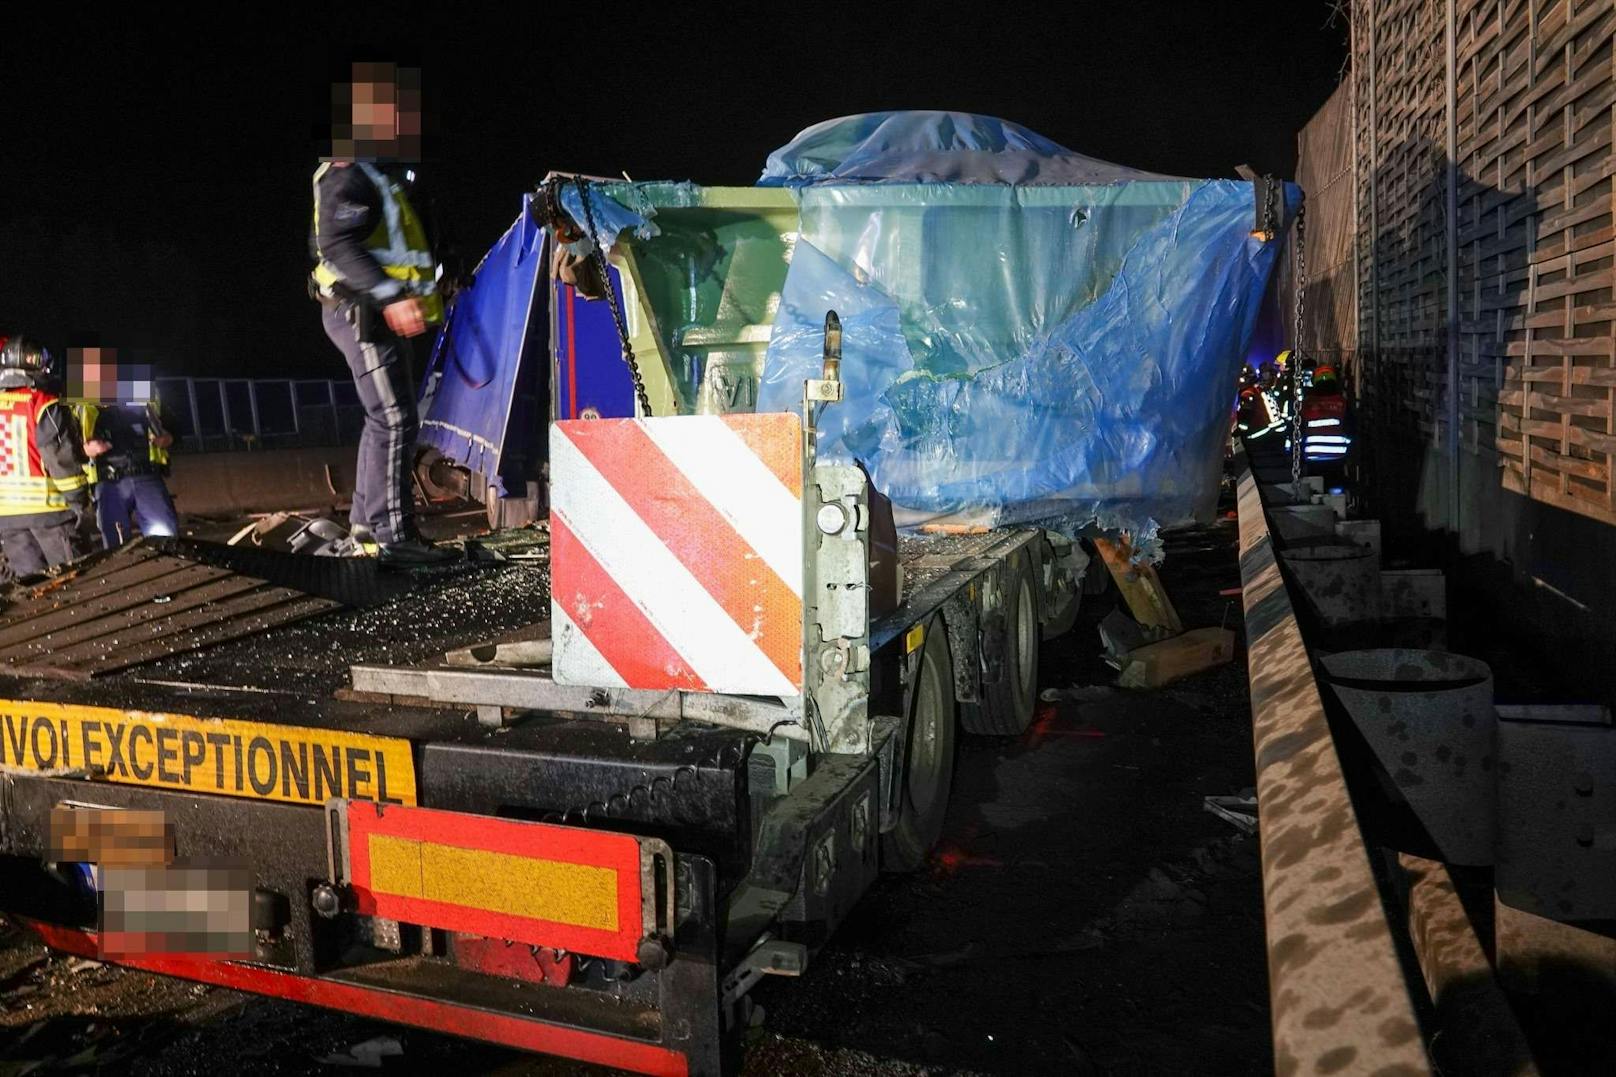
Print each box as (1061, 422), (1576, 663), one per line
(0, 336), (51, 372)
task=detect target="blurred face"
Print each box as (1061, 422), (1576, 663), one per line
(331, 63), (421, 162)
(69, 348), (153, 404)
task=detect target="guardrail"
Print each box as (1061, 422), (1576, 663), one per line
(152, 377), (365, 453)
(1234, 448), (1432, 1074)
(1235, 443), (1542, 1074)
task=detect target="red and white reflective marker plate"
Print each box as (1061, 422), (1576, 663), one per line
(549, 414), (804, 697)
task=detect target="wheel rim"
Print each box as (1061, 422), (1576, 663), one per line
(908, 648), (946, 817)
(1015, 575), (1036, 697)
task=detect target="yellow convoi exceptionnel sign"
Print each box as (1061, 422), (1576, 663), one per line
(0, 699), (415, 807)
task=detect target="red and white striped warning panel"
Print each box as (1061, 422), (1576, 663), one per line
(550, 413), (803, 697)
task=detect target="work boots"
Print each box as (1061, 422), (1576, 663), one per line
(320, 524), (458, 565)
(376, 536), (459, 566)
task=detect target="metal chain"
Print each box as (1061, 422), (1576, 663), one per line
(1291, 203), (1308, 490)
(574, 177), (654, 417)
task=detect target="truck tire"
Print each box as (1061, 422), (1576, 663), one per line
(962, 555), (1041, 735)
(1005, 555), (1041, 731)
(882, 624), (957, 873)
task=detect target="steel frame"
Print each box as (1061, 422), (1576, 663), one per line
(348, 663), (805, 737)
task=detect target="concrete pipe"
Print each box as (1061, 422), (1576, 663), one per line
(1280, 543), (1380, 628)
(1322, 649), (1496, 866)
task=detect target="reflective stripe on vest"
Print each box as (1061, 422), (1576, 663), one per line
(67, 399), (169, 480)
(311, 162), (441, 322)
(68, 400), (98, 485)
(0, 390), (88, 515)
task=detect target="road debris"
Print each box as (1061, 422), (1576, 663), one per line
(317, 1036), (404, 1068)
(1037, 684), (1119, 704)
(1202, 793), (1258, 834)
(1115, 627), (1236, 689)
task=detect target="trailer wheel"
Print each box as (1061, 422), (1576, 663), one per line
(962, 555), (1041, 735)
(882, 624), (957, 872)
(1007, 556), (1040, 728)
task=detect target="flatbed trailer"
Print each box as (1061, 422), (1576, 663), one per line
(0, 167), (1250, 1073)
(0, 464), (1084, 1075)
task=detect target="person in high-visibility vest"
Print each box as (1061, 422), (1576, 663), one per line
(0, 337), (96, 575)
(310, 62), (453, 566)
(1300, 361), (1353, 467)
(69, 348), (179, 549)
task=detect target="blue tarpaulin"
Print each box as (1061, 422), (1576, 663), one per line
(760, 111), (1181, 187)
(417, 195), (547, 498)
(525, 114), (1296, 550)
(752, 114), (1296, 546)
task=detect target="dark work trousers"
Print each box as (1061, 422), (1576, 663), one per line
(97, 474), (179, 548)
(0, 512), (90, 576)
(321, 302), (420, 546)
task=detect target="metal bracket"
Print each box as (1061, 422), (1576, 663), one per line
(803, 463), (872, 754)
(639, 838), (678, 947)
(347, 664), (806, 741)
(871, 715), (902, 833)
(804, 378), (843, 403)
(719, 936), (807, 1009)
(796, 308), (871, 755)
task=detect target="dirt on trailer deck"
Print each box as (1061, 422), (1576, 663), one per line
(0, 518), (1270, 1075)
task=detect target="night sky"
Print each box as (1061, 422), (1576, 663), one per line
(1, 3), (1347, 379)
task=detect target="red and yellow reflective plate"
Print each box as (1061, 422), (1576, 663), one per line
(332, 802), (673, 964)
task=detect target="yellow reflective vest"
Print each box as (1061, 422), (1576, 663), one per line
(68, 400), (170, 486)
(0, 389), (89, 515)
(311, 162), (443, 324)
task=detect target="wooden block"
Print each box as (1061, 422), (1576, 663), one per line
(1093, 536), (1184, 637)
(1116, 628), (1236, 690)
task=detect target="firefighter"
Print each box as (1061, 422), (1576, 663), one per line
(1300, 361), (1352, 467)
(1234, 364), (1270, 434)
(0, 337), (95, 575)
(310, 62), (453, 565)
(73, 349), (179, 549)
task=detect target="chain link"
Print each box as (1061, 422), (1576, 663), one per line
(574, 178), (655, 417)
(1291, 202), (1308, 490)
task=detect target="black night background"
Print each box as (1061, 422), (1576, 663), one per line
(0, 2), (1346, 378)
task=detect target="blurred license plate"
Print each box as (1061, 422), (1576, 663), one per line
(99, 863), (252, 959)
(50, 805), (174, 867)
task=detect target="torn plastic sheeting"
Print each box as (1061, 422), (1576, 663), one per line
(555, 180), (698, 255)
(758, 180), (1294, 549)
(759, 111), (1185, 187)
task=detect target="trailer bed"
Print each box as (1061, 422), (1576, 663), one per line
(0, 521), (1075, 1077)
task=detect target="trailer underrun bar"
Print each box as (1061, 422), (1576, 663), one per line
(19, 918), (690, 1076)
